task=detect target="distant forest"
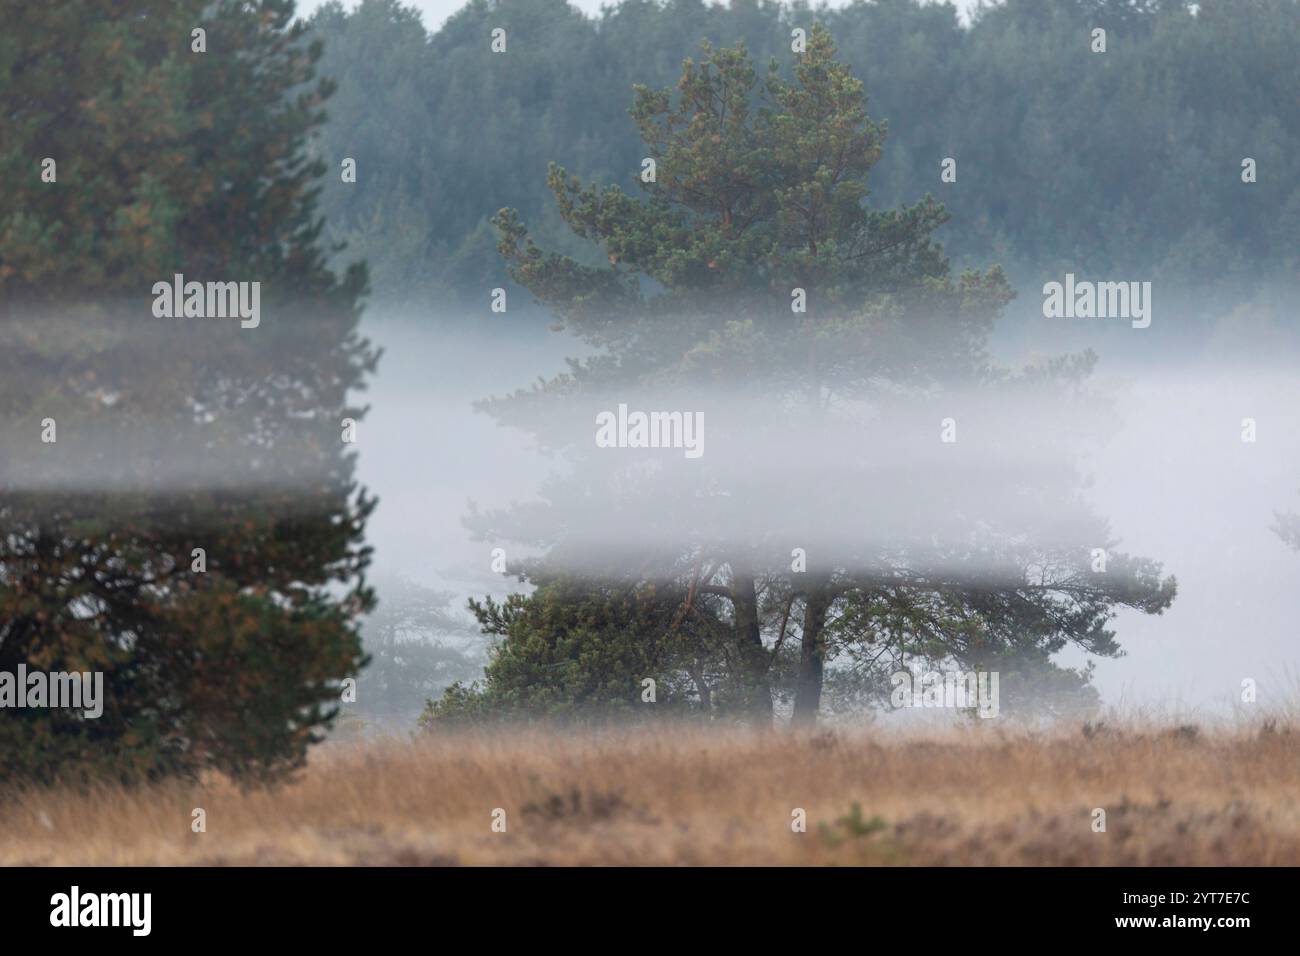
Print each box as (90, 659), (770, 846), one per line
(307, 0), (1299, 322)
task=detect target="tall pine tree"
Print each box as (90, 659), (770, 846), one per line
(0, 0), (378, 781)
(449, 25), (1175, 724)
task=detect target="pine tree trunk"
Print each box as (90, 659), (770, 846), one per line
(793, 579), (830, 726)
(730, 559), (773, 721)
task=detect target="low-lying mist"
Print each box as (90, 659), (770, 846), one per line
(356, 301), (1300, 717)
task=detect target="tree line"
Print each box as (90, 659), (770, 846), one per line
(309, 0), (1300, 327)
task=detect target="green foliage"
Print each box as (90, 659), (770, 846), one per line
(309, 0), (1300, 319)
(0, 0), (377, 785)
(421, 574), (738, 726)
(818, 802), (888, 847)
(434, 22), (1176, 724)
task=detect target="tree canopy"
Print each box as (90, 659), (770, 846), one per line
(309, 0), (1300, 335)
(430, 23), (1177, 726)
(0, 0), (377, 783)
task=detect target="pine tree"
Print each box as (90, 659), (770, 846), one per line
(454, 25), (1175, 725)
(0, 0), (378, 782)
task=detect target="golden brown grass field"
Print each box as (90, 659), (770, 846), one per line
(3, 719), (1298, 866)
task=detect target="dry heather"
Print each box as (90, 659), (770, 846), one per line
(2, 720), (1298, 865)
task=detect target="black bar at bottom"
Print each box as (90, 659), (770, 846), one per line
(0, 866), (1276, 942)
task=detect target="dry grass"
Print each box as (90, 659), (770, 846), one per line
(3, 719), (1299, 865)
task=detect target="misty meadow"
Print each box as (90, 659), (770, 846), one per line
(1, 0), (1299, 871)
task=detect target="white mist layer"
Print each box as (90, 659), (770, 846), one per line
(357, 316), (1300, 715)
